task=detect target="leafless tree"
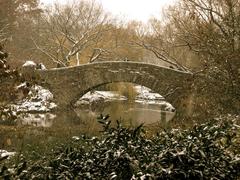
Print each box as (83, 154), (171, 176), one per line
(129, 19), (190, 71)
(163, 0), (240, 113)
(32, 0), (111, 66)
(0, 23), (9, 44)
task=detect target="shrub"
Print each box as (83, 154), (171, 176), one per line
(1, 115), (240, 179)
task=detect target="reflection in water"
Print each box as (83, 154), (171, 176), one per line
(9, 96), (175, 129)
(75, 100), (175, 127)
(17, 113), (56, 127)
(0, 88), (176, 152)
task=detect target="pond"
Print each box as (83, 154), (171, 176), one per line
(0, 85), (175, 154)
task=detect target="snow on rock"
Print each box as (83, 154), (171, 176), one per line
(75, 92), (104, 107)
(133, 86), (175, 113)
(75, 91), (127, 107)
(0, 149), (15, 159)
(10, 84), (57, 127)
(36, 63), (47, 70)
(134, 85), (164, 101)
(95, 91), (127, 101)
(31, 85), (53, 101)
(134, 85), (151, 94)
(12, 84), (56, 113)
(76, 86), (175, 112)
(22, 60), (37, 68)
(135, 100), (175, 112)
(157, 101), (175, 112)
(135, 92), (164, 101)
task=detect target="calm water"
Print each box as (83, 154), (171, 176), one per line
(0, 98), (175, 152)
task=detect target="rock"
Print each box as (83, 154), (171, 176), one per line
(134, 85), (164, 101)
(15, 82), (31, 98)
(36, 63), (47, 70)
(21, 60), (37, 80)
(22, 60), (37, 68)
(12, 85), (56, 113)
(89, 96), (105, 111)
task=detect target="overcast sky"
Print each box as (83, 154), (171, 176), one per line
(40, 0), (176, 22)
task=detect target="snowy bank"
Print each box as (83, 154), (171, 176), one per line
(134, 85), (164, 101)
(75, 85), (174, 112)
(3, 84), (57, 127)
(75, 91), (127, 107)
(13, 84), (57, 113)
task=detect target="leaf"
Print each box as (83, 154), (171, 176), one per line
(199, 150), (206, 158)
(133, 123), (144, 138)
(103, 114), (110, 120)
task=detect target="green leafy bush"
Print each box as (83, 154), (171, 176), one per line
(1, 116), (240, 179)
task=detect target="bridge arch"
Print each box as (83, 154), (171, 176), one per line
(34, 61), (192, 109)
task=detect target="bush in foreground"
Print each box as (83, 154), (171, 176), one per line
(1, 116), (240, 179)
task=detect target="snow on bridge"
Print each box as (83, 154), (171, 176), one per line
(22, 61), (193, 109)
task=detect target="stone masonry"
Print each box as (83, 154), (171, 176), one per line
(27, 61), (192, 109)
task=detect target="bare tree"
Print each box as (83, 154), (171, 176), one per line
(162, 0), (240, 113)
(130, 18), (190, 71)
(166, 0), (240, 64)
(32, 0), (111, 66)
(0, 23), (8, 44)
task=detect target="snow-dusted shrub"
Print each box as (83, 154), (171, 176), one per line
(1, 116), (239, 179)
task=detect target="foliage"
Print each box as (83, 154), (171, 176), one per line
(0, 44), (21, 104)
(0, 0), (40, 32)
(0, 0), (42, 65)
(1, 115), (239, 179)
(0, 44), (22, 124)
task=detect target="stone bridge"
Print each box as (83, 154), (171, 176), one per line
(26, 61), (193, 109)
